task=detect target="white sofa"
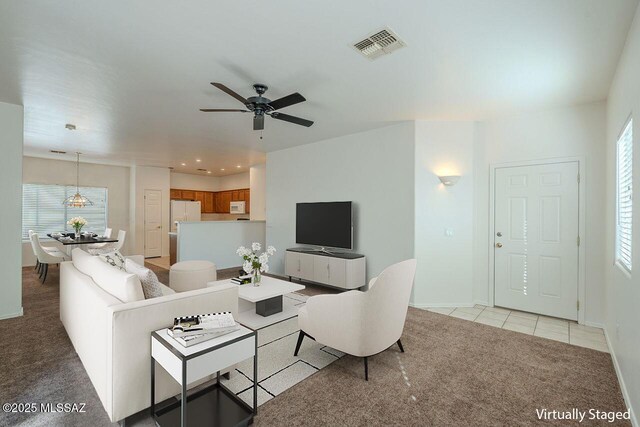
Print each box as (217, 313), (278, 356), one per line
(60, 249), (239, 423)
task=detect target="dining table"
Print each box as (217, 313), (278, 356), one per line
(47, 234), (119, 256)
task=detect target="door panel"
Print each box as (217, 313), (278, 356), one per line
(144, 189), (162, 258)
(494, 162), (579, 320)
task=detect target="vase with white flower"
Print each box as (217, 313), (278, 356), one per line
(236, 242), (276, 286)
(67, 216), (87, 239)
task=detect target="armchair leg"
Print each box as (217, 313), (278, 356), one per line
(294, 331), (305, 356)
(364, 357), (368, 381)
(397, 339), (405, 353)
(294, 331), (315, 356)
(35, 260), (39, 270)
(41, 264), (48, 284)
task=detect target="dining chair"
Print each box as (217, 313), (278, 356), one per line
(29, 230), (68, 274)
(87, 227), (113, 251)
(31, 233), (68, 284)
(88, 230), (126, 255)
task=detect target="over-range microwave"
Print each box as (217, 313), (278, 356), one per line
(230, 201), (246, 214)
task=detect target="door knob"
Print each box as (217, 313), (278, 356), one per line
(495, 243), (503, 248)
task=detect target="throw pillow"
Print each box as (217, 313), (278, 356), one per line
(98, 250), (126, 270)
(124, 259), (164, 299)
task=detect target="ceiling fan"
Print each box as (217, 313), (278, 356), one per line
(200, 82), (314, 131)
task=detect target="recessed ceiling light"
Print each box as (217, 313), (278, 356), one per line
(196, 159), (201, 162)
(207, 171), (212, 174)
(236, 165), (241, 168)
(181, 162), (186, 166)
(220, 168), (225, 171)
(65, 123), (76, 131)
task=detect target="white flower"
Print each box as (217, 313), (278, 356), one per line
(67, 216), (87, 227)
(251, 242), (261, 251)
(236, 246), (247, 256)
(260, 264), (269, 273)
(242, 260), (253, 274)
(267, 246), (276, 255)
(258, 253), (268, 265)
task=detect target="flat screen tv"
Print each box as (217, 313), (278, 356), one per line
(296, 201), (353, 250)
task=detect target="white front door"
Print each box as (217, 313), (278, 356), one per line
(144, 189), (162, 258)
(494, 161), (579, 320)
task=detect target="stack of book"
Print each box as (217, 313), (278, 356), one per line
(168, 312), (239, 347)
(231, 274), (253, 285)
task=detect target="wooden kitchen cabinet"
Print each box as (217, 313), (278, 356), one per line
(170, 189), (182, 199)
(180, 190), (195, 200)
(194, 191), (205, 211)
(221, 191), (232, 213)
(214, 192), (224, 213)
(231, 190), (239, 201)
(204, 192), (214, 213)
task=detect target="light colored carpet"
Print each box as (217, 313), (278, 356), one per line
(0, 265), (629, 426)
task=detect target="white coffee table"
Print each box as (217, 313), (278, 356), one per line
(208, 276), (305, 330)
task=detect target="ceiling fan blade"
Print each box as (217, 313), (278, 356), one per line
(199, 109), (249, 112)
(270, 112), (314, 127)
(211, 82), (248, 104)
(268, 92), (306, 110)
(254, 114), (265, 131)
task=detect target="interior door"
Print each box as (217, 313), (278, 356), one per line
(494, 162), (579, 320)
(144, 189), (162, 258)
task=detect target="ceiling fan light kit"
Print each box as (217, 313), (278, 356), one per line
(201, 82), (314, 131)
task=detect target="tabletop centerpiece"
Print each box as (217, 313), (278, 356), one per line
(67, 216), (87, 239)
(236, 243), (276, 286)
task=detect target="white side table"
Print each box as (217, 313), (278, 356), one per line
(151, 326), (257, 426)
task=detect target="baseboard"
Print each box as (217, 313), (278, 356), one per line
(584, 321), (605, 329)
(0, 307), (23, 320)
(474, 300), (490, 307)
(409, 302), (475, 309)
(603, 328), (638, 427)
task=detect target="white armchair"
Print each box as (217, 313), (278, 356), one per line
(295, 258), (416, 380)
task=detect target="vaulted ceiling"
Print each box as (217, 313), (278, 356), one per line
(0, 0), (637, 175)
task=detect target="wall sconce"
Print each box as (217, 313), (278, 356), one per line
(438, 175), (460, 186)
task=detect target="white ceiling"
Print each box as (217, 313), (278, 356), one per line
(0, 0), (637, 175)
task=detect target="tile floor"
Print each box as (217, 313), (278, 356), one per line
(427, 305), (609, 353)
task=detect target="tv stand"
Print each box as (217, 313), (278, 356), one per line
(285, 248), (366, 290)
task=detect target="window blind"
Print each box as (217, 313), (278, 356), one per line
(22, 184), (108, 240)
(616, 119), (633, 272)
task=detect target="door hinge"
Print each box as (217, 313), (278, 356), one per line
(577, 300), (580, 310)
(577, 173), (580, 184)
(577, 236), (580, 246)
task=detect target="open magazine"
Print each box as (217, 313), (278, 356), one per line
(168, 312), (239, 347)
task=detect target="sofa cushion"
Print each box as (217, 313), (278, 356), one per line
(124, 259), (164, 299)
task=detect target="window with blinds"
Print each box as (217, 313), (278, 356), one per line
(22, 184), (108, 240)
(616, 119), (633, 272)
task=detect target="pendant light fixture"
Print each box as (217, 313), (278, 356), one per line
(63, 152), (93, 207)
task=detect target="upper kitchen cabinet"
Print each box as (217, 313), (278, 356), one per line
(204, 192), (214, 213)
(180, 190), (195, 200)
(170, 189), (182, 199)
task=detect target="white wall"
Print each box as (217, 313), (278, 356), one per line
(473, 102), (607, 325)
(178, 221), (265, 269)
(0, 102), (23, 320)
(605, 4), (640, 423)
(170, 172), (219, 191)
(219, 171), (250, 190)
(250, 164), (266, 221)
(266, 122), (415, 279)
(131, 166), (170, 257)
(413, 121), (476, 307)
(21, 156), (131, 265)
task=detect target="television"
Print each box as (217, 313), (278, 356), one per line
(296, 201), (353, 250)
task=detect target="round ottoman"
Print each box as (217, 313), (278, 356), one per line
(169, 260), (217, 292)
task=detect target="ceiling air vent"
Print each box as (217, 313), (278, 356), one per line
(353, 27), (406, 60)
(50, 150), (67, 154)
(197, 168), (207, 172)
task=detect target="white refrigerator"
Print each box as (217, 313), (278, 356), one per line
(171, 201), (201, 231)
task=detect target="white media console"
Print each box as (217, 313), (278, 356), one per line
(284, 248), (366, 290)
